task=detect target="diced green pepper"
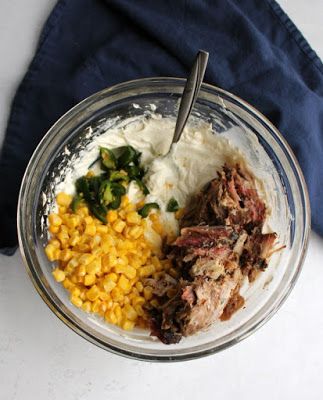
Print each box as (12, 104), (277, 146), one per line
(138, 203), (160, 217)
(109, 170), (129, 183)
(167, 198), (179, 212)
(71, 194), (83, 213)
(134, 178), (149, 195)
(117, 146), (140, 168)
(100, 147), (117, 170)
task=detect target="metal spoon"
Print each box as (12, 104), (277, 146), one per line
(171, 50), (209, 145)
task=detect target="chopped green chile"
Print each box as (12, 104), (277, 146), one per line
(90, 203), (107, 223)
(138, 203), (160, 217)
(124, 164), (143, 179)
(71, 194), (83, 213)
(110, 182), (126, 196)
(109, 170), (129, 182)
(72, 145), (147, 221)
(99, 181), (113, 205)
(117, 146), (140, 168)
(100, 147), (117, 170)
(134, 178), (149, 195)
(167, 197), (180, 212)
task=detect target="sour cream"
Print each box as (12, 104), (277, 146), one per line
(57, 115), (249, 247)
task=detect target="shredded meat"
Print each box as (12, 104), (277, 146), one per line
(148, 164), (279, 344)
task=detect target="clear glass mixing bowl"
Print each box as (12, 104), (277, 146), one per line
(17, 78), (310, 361)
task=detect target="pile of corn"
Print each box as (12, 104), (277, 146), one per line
(45, 192), (174, 331)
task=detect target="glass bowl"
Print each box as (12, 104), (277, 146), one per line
(17, 78), (310, 361)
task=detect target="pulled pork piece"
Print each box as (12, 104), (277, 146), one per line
(181, 164), (266, 231)
(149, 163), (278, 344)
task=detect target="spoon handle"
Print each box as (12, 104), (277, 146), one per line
(172, 50), (209, 144)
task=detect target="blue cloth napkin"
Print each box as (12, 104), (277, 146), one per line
(1, 0), (323, 255)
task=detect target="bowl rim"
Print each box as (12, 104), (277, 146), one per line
(17, 77), (311, 362)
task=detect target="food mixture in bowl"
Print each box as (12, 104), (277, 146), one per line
(45, 115), (282, 344)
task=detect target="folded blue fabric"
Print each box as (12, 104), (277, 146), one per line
(1, 0), (322, 254)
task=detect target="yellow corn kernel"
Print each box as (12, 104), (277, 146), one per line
(126, 211), (141, 225)
(84, 216), (93, 224)
(149, 213), (159, 222)
(152, 221), (164, 236)
(99, 291), (110, 301)
(102, 254), (117, 271)
(49, 239), (61, 248)
(111, 287), (124, 302)
(60, 224), (69, 233)
(59, 249), (73, 262)
(91, 299), (101, 313)
(71, 295), (83, 308)
(100, 302), (107, 314)
(132, 296), (145, 306)
(128, 226), (143, 239)
(89, 235), (101, 249)
(124, 203), (136, 213)
(103, 278), (116, 293)
(117, 275), (131, 292)
(79, 289), (87, 300)
(106, 272), (118, 282)
(121, 319), (135, 331)
(84, 274), (96, 286)
(86, 258), (101, 275)
(45, 244), (59, 261)
(58, 206), (67, 214)
(143, 286), (153, 301)
(66, 215), (80, 229)
(52, 268), (65, 282)
(56, 192), (72, 207)
(49, 225), (60, 234)
(69, 232), (80, 246)
(175, 208), (185, 220)
(78, 253), (94, 266)
(134, 304), (144, 317)
(96, 225), (108, 234)
(151, 256), (161, 269)
(112, 219), (126, 233)
(48, 214), (63, 226)
(76, 243), (90, 253)
(121, 196), (129, 208)
(153, 271), (164, 280)
(57, 231), (69, 247)
(138, 264), (155, 278)
(76, 265), (86, 277)
(105, 310), (117, 324)
(71, 286), (81, 297)
(150, 299), (159, 308)
(135, 281), (144, 293)
(70, 275), (78, 284)
(76, 206), (89, 217)
(84, 224), (96, 236)
(107, 210), (118, 223)
(62, 278), (73, 290)
(114, 305), (123, 324)
(123, 304), (137, 321)
(66, 257), (79, 269)
(86, 285), (100, 301)
(82, 301), (92, 313)
(122, 297), (129, 306)
(136, 199), (145, 209)
(114, 264), (136, 280)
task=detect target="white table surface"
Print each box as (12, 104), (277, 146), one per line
(1, 1), (323, 399)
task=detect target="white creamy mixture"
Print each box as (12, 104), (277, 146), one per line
(57, 115), (255, 250)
